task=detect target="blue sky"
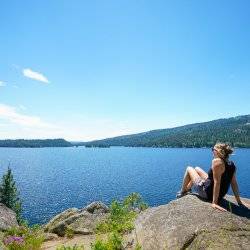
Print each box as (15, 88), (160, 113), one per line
(0, 0), (250, 141)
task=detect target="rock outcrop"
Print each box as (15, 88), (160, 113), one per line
(131, 194), (250, 249)
(0, 203), (18, 231)
(42, 195), (250, 249)
(44, 201), (109, 237)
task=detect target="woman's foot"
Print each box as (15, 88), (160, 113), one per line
(176, 189), (192, 199)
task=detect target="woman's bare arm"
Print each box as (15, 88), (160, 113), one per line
(231, 173), (250, 208)
(231, 173), (241, 204)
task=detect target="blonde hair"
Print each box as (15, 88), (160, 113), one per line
(214, 143), (233, 160)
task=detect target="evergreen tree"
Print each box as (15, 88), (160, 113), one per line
(0, 166), (22, 223)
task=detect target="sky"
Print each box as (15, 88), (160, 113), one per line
(0, 0), (250, 141)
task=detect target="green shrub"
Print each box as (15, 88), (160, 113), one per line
(123, 192), (148, 212)
(65, 227), (75, 239)
(228, 201), (232, 213)
(0, 167), (23, 223)
(135, 243), (142, 250)
(0, 240), (5, 250)
(96, 192), (148, 234)
(91, 232), (123, 250)
(94, 193), (147, 249)
(56, 245), (85, 250)
(3, 224), (44, 250)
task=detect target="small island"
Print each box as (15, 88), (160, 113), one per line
(85, 144), (110, 148)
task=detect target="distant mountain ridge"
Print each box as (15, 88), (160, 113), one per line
(84, 115), (250, 148)
(0, 115), (249, 148)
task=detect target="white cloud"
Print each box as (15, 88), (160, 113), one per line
(0, 103), (55, 128)
(23, 68), (49, 83)
(0, 81), (6, 87)
(0, 105), (171, 141)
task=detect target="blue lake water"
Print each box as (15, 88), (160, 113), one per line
(0, 147), (249, 225)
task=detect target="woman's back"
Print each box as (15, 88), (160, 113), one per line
(205, 160), (236, 202)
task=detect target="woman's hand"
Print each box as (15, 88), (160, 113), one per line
(211, 203), (227, 212)
(238, 200), (250, 209)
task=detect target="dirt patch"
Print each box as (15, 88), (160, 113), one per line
(42, 234), (108, 250)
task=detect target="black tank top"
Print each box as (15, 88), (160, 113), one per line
(204, 160), (236, 202)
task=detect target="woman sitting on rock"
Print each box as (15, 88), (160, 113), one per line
(177, 143), (249, 211)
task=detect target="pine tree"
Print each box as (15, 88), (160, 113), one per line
(0, 166), (22, 223)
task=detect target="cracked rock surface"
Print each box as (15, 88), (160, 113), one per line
(0, 203), (18, 231)
(44, 201), (109, 237)
(131, 195), (250, 250)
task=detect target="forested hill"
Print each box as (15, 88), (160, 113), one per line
(1, 115), (249, 148)
(0, 139), (72, 148)
(85, 115), (250, 148)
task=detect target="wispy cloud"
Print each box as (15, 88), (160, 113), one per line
(0, 81), (6, 87)
(0, 103), (55, 128)
(23, 68), (49, 83)
(0, 105), (158, 140)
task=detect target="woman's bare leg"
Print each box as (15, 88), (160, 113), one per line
(186, 180), (193, 191)
(186, 167), (208, 190)
(181, 166), (200, 193)
(195, 166), (208, 180)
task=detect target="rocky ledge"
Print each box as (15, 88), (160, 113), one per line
(1, 195), (250, 249)
(0, 203), (19, 231)
(131, 194), (250, 249)
(44, 201), (110, 237)
(0, 203), (19, 243)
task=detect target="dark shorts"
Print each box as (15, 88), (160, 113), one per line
(193, 177), (208, 200)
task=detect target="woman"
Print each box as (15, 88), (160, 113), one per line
(177, 143), (249, 211)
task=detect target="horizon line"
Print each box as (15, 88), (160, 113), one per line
(0, 113), (249, 142)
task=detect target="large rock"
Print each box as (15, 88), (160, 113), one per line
(44, 202), (109, 237)
(132, 195), (250, 249)
(66, 210), (109, 235)
(43, 208), (79, 232)
(0, 203), (18, 231)
(43, 232), (59, 242)
(82, 201), (109, 214)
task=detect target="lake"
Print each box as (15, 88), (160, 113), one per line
(0, 147), (249, 225)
